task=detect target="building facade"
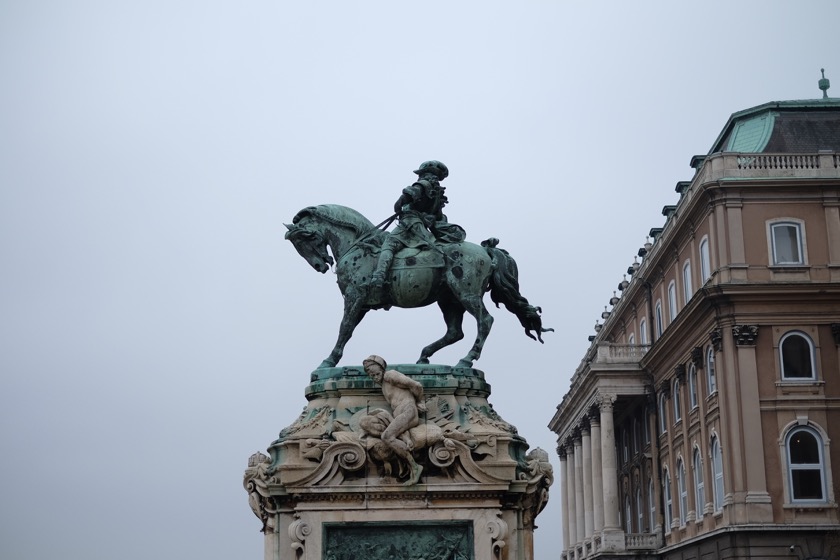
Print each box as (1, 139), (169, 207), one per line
(549, 86), (840, 559)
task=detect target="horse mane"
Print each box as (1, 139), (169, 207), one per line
(292, 204), (381, 240)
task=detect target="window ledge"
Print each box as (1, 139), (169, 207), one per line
(783, 502), (835, 511)
(776, 380), (824, 395)
(769, 264), (808, 270)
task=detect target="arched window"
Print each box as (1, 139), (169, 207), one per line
(624, 495), (633, 532)
(677, 459), (687, 526)
(780, 331), (816, 380)
(628, 333), (635, 345)
(693, 448), (705, 519)
(668, 282), (678, 322)
(706, 346), (717, 395)
(623, 428), (629, 462)
(786, 426), (826, 502)
(663, 468), (673, 531)
(700, 237), (711, 281)
(711, 436), (724, 511)
(688, 364), (698, 409)
(648, 478), (656, 532)
(683, 260), (693, 302)
(655, 301), (664, 337)
(673, 379), (682, 424)
(659, 394), (668, 434)
(636, 486), (644, 533)
(640, 318), (648, 344)
(633, 419), (641, 453)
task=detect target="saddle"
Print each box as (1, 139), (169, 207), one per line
(390, 246), (446, 271)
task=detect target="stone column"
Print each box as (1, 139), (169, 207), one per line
(558, 446), (569, 550)
(573, 431), (585, 545)
(590, 410), (604, 535)
(599, 393), (625, 551)
(565, 442), (577, 551)
(732, 325), (772, 522)
(581, 421), (594, 540)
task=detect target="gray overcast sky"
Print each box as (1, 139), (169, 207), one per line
(1, 2), (838, 558)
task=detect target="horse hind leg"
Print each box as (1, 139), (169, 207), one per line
(417, 299), (465, 364)
(455, 295), (494, 369)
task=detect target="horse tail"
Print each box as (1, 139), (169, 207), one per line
(483, 238), (554, 343)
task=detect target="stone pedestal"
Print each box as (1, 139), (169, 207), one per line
(244, 364), (552, 560)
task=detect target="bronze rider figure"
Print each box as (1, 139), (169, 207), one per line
(370, 160), (465, 299)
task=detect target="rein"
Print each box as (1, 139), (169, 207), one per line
(333, 212), (398, 268)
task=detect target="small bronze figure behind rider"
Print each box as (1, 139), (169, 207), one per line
(370, 161), (465, 298)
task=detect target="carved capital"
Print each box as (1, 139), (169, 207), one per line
(674, 363), (686, 381)
(691, 346), (704, 368)
(587, 407), (601, 425)
(658, 380), (671, 397)
(831, 323), (840, 346)
(579, 416), (591, 434)
(709, 329), (722, 352)
(596, 392), (616, 412)
(557, 445), (567, 460)
(732, 324), (759, 346)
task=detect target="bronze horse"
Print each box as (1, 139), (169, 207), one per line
(285, 205), (551, 369)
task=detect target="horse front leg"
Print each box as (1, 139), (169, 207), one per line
(318, 296), (368, 369)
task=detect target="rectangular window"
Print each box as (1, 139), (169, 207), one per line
(771, 222), (803, 265)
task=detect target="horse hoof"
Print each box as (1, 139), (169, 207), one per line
(455, 359), (473, 369)
(317, 360), (336, 369)
(416, 358), (430, 365)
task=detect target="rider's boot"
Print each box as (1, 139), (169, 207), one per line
(370, 248), (394, 301)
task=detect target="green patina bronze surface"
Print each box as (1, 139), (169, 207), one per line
(323, 521), (473, 560)
(284, 163), (551, 370)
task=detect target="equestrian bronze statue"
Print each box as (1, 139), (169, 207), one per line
(284, 162), (551, 369)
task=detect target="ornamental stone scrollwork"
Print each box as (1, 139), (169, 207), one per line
(462, 400), (518, 435)
(486, 512), (509, 558)
(244, 452), (278, 533)
(518, 447), (554, 529)
(709, 329), (722, 351)
(288, 518), (311, 557)
(732, 324), (759, 346)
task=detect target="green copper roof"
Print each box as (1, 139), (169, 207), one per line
(709, 98), (840, 154)
(725, 111), (775, 152)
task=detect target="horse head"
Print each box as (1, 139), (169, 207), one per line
(284, 221), (334, 273)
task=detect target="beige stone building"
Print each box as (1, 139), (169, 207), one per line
(549, 80), (840, 559)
